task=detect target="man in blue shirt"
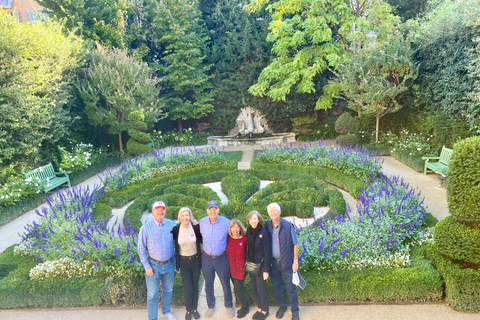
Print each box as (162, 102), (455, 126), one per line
(265, 202), (300, 320)
(199, 200), (235, 318)
(138, 201), (177, 320)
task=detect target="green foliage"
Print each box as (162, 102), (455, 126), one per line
(251, 163), (364, 198)
(290, 114), (335, 140)
(208, 0), (284, 135)
(126, 111), (153, 156)
(246, 0), (355, 106)
(413, 0), (480, 131)
(336, 135), (358, 147)
(386, 0), (428, 21)
(93, 203), (112, 221)
(36, 0), (129, 48)
(435, 216), (480, 266)
(78, 46), (162, 152)
(335, 113), (357, 134)
(221, 171), (260, 203)
(426, 113), (475, 154)
(329, 35), (417, 143)
(152, 0), (214, 133)
(447, 136), (480, 223)
(0, 10), (82, 170)
(299, 245), (442, 302)
(429, 246), (480, 312)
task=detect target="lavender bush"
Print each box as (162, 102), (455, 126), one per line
(255, 140), (383, 180)
(100, 146), (226, 192)
(297, 174), (434, 271)
(14, 185), (142, 279)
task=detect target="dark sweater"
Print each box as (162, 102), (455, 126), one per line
(246, 228), (271, 274)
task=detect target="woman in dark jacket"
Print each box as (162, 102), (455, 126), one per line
(172, 207), (202, 320)
(246, 211), (271, 320)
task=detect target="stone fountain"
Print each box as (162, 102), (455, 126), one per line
(207, 107), (295, 147)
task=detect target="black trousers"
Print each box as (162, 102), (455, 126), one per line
(250, 273), (269, 312)
(231, 277), (249, 309)
(180, 255), (201, 312)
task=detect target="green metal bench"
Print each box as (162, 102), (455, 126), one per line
(25, 163), (71, 193)
(422, 146), (453, 177)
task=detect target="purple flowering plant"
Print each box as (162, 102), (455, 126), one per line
(255, 140), (383, 180)
(100, 145), (226, 192)
(14, 185), (143, 279)
(297, 174), (433, 272)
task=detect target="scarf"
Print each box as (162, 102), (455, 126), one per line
(246, 223), (263, 262)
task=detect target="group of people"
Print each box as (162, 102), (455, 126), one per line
(138, 200), (300, 320)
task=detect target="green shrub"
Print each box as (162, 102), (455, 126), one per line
(335, 113), (357, 134)
(98, 165), (235, 207)
(92, 202), (112, 221)
(391, 150), (425, 172)
(251, 163), (365, 198)
(221, 171), (260, 203)
(447, 136), (480, 223)
(336, 134), (358, 146)
(298, 245), (442, 302)
(435, 216), (480, 266)
(428, 246), (480, 312)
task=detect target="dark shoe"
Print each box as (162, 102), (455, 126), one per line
(192, 310), (200, 320)
(276, 307), (287, 319)
(186, 311), (192, 320)
(291, 314), (299, 320)
(258, 312), (269, 320)
(237, 307), (249, 318)
(252, 311), (262, 320)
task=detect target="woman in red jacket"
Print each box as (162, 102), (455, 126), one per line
(226, 218), (249, 318)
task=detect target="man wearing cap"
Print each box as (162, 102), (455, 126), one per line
(138, 201), (177, 320)
(199, 200), (235, 318)
(265, 202), (300, 320)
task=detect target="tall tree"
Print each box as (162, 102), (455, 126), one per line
(152, 0), (214, 133)
(246, 0), (402, 111)
(209, 0), (287, 134)
(328, 36), (417, 143)
(36, 0), (129, 47)
(0, 10), (82, 171)
(78, 46), (163, 152)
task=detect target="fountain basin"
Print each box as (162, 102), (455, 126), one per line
(207, 132), (296, 147)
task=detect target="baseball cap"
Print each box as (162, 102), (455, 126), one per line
(152, 201), (166, 210)
(206, 200), (219, 209)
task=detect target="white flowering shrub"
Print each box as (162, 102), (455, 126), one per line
(56, 142), (107, 174)
(0, 176), (45, 207)
(379, 130), (434, 157)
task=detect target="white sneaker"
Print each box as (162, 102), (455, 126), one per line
(205, 308), (215, 318)
(164, 312), (177, 320)
(226, 307), (235, 318)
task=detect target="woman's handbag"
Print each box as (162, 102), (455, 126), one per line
(244, 261), (262, 276)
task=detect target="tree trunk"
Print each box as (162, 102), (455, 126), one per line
(118, 132), (123, 152)
(375, 114), (380, 144)
(178, 118), (183, 135)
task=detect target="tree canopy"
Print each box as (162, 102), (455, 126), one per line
(0, 10), (82, 171)
(78, 46), (163, 151)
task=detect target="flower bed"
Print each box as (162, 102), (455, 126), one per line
(0, 143), (444, 307)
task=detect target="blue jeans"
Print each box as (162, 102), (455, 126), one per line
(146, 258), (175, 320)
(202, 253), (233, 309)
(270, 260), (299, 315)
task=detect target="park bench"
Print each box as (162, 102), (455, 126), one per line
(422, 146), (453, 177)
(25, 163), (71, 193)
